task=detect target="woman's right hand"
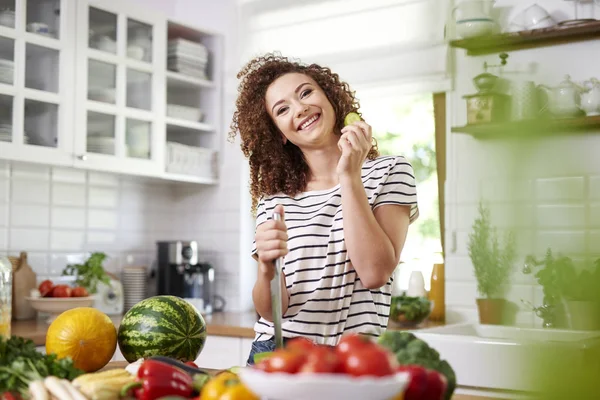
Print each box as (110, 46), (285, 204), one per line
(255, 204), (288, 280)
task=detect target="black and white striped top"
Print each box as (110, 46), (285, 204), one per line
(251, 155), (419, 345)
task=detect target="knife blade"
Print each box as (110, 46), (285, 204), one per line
(271, 211), (284, 349)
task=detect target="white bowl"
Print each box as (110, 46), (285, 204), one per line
(456, 19), (496, 38)
(26, 296), (95, 323)
(238, 368), (409, 400)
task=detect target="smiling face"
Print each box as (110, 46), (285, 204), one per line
(265, 72), (337, 150)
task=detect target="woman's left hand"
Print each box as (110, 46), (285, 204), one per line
(336, 120), (373, 179)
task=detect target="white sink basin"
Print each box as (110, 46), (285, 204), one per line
(412, 323), (600, 393)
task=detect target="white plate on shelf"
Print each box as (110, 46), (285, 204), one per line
(238, 369), (409, 400)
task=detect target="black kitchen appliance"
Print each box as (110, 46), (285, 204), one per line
(156, 240), (225, 314)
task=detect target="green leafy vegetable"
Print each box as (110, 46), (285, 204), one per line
(389, 295), (431, 323)
(0, 336), (84, 397)
(62, 252), (111, 294)
(378, 330), (456, 400)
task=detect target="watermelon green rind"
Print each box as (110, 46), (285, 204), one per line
(117, 295), (207, 363)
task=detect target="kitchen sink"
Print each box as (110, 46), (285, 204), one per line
(412, 323), (600, 394)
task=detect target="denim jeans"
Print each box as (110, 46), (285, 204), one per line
(246, 336), (289, 366)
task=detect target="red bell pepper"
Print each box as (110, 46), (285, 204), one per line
(121, 359), (194, 400)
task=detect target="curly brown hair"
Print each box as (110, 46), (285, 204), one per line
(229, 53), (379, 214)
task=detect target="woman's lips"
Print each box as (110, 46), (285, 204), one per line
(298, 114), (321, 131)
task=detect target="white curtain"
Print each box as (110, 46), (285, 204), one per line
(238, 0), (452, 93)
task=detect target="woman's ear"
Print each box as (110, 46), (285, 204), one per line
(280, 133), (287, 145)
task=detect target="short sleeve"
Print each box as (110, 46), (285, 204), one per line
(251, 199), (269, 258)
(372, 156), (419, 224)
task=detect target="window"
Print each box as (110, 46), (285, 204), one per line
(359, 90), (443, 292)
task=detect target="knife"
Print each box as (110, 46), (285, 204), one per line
(270, 211), (284, 349)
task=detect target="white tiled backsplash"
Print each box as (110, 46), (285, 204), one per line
(445, 173), (600, 327)
(0, 160), (243, 311)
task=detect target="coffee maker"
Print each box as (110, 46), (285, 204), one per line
(156, 241), (225, 314)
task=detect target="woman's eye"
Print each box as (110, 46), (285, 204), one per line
(276, 106), (288, 116)
(300, 89), (312, 98)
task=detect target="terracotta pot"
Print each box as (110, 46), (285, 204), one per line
(476, 298), (507, 325)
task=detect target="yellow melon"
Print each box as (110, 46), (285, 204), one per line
(46, 307), (117, 372)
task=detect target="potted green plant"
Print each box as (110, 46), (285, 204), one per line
(524, 250), (600, 330)
(62, 252), (111, 294)
(467, 202), (516, 324)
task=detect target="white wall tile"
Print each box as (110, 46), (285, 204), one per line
(11, 163), (50, 180)
(445, 256), (475, 282)
(87, 231), (118, 248)
(52, 183), (86, 207)
(535, 231), (586, 254)
(0, 161), (8, 178)
(0, 202), (7, 226)
(48, 253), (86, 276)
(11, 205), (50, 227)
(26, 252), (48, 276)
(0, 179), (8, 202)
(10, 229), (49, 251)
(52, 168), (86, 184)
(88, 209), (118, 230)
(12, 180), (50, 204)
(535, 177), (585, 202)
(446, 282), (478, 307)
(535, 204), (586, 229)
(589, 204), (600, 228)
(481, 179), (532, 202)
(89, 186), (118, 208)
(0, 228), (6, 250)
(88, 172), (119, 187)
(52, 208), (86, 229)
(589, 176), (600, 200)
(50, 230), (85, 251)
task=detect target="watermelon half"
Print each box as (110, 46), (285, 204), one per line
(117, 295), (207, 363)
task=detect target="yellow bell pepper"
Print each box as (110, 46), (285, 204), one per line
(201, 372), (258, 400)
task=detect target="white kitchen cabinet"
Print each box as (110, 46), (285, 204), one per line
(194, 335), (254, 370)
(0, 0), (76, 167)
(0, 0), (223, 184)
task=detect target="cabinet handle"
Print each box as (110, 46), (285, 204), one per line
(78, 154), (88, 161)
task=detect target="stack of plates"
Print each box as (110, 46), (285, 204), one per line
(87, 136), (114, 154)
(0, 59), (14, 84)
(0, 124), (29, 143)
(122, 265), (147, 311)
(167, 38), (208, 80)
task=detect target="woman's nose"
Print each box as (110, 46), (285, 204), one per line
(295, 104), (309, 118)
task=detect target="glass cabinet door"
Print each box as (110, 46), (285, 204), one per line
(0, 0), (74, 165)
(74, 0), (164, 174)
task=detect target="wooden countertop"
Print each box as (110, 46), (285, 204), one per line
(12, 311), (258, 346)
(14, 311), (445, 346)
(103, 361), (502, 400)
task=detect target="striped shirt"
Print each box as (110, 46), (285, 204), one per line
(251, 155), (419, 346)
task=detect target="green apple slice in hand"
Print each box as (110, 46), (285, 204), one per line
(344, 112), (361, 126)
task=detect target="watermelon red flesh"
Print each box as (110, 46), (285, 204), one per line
(117, 295), (207, 363)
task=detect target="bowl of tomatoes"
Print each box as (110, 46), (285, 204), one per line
(238, 335), (409, 400)
(26, 279), (94, 323)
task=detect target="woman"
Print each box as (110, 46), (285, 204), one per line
(229, 53), (419, 365)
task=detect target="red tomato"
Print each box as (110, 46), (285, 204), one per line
(38, 280), (54, 297)
(286, 337), (315, 353)
(256, 349), (306, 374)
(335, 333), (375, 361)
(397, 365), (428, 400)
(299, 345), (343, 374)
(51, 285), (72, 298)
(71, 287), (89, 297)
(343, 346), (396, 377)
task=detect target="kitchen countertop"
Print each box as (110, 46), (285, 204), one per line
(102, 361), (504, 400)
(12, 311), (445, 346)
